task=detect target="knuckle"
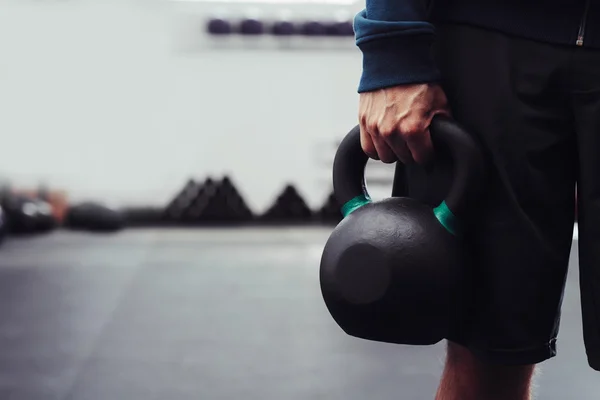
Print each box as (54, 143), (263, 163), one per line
(359, 114), (368, 127)
(366, 119), (379, 133)
(401, 121), (424, 138)
(378, 125), (396, 139)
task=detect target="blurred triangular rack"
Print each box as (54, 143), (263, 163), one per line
(163, 176), (254, 226)
(123, 176), (348, 227)
(259, 184), (313, 225)
(315, 191), (342, 225)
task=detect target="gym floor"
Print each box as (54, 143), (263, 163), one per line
(0, 228), (597, 399)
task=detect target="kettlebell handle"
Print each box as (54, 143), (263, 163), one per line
(333, 115), (485, 234)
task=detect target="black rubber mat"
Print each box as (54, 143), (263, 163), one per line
(0, 229), (595, 399)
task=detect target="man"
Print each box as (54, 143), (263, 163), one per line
(353, 0), (600, 399)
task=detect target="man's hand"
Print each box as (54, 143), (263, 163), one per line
(358, 83), (450, 165)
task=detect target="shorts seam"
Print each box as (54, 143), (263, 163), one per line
(449, 338), (557, 365)
(482, 337), (557, 354)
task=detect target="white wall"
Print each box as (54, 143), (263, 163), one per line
(0, 0), (394, 212)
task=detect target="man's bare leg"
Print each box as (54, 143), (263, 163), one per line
(435, 341), (536, 400)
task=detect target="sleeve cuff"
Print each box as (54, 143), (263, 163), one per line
(357, 34), (441, 93)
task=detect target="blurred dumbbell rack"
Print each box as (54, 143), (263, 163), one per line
(169, 0), (362, 53)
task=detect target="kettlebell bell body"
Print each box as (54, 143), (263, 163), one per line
(319, 115), (485, 346)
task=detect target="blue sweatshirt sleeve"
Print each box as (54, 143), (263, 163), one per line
(354, 0), (440, 93)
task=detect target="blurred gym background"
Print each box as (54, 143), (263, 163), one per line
(0, 1), (594, 399)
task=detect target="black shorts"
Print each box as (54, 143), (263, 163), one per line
(402, 23), (600, 369)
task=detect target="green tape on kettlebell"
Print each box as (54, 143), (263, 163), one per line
(433, 200), (457, 235)
(341, 194), (371, 217)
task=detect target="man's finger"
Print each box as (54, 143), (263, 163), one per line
(371, 133), (398, 163)
(383, 132), (414, 164)
(404, 128), (434, 166)
(359, 125), (379, 160)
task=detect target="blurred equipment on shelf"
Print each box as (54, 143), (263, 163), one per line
(122, 207), (164, 227)
(127, 176), (347, 227)
(1, 194), (57, 235)
(260, 184), (313, 224)
(31, 199), (58, 232)
(0, 206), (6, 245)
(187, 176), (254, 225)
(301, 21), (327, 36)
(239, 18), (265, 35)
(325, 21), (354, 36)
(205, 17), (353, 38)
(65, 202), (125, 233)
(207, 18), (233, 35)
(160, 176), (254, 226)
(7, 186), (69, 225)
(180, 178), (216, 222)
(316, 191), (343, 225)
(163, 179), (204, 223)
(44, 191), (69, 224)
(272, 20), (296, 36)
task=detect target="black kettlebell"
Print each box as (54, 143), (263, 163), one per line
(319, 115), (485, 345)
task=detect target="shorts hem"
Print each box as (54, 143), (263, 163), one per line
(448, 338), (557, 366)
